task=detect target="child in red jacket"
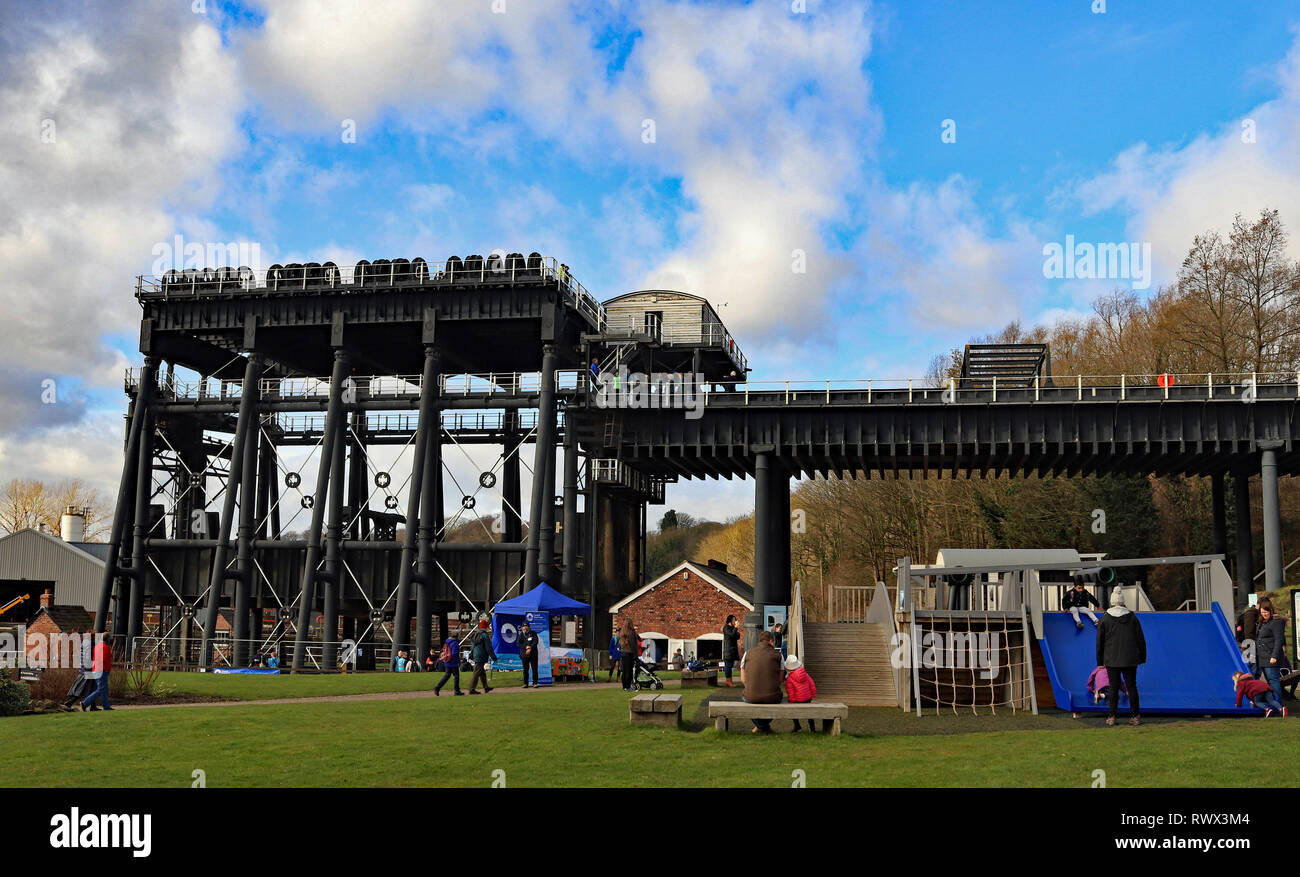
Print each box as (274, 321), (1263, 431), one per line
(785, 656), (823, 732)
(1233, 672), (1287, 717)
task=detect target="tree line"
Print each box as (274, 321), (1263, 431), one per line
(655, 209), (1300, 618)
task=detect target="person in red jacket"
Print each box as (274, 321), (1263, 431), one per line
(784, 656), (823, 732)
(1233, 672), (1287, 717)
(81, 636), (113, 712)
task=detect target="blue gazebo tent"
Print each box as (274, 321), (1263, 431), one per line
(490, 584), (591, 681)
(492, 582), (591, 615)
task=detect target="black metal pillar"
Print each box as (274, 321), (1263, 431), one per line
(561, 430), (579, 593)
(201, 353), (262, 668)
(96, 361), (155, 636)
(502, 376), (523, 543)
(255, 425), (272, 540)
(525, 344), (558, 589)
(1260, 443), (1283, 593)
(232, 397), (261, 667)
(624, 497), (637, 587)
(1211, 471), (1227, 558)
(776, 465), (791, 605)
(394, 344), (440, 658)
(415, 392), (442, 665)
(1233, 467), (1253, 607)
(539, 441), (557, 584)
(322, 413), (346, 670)
(125, 400), (155, 659)
(291, 349), (351, 671)
(749, 453), (776, 651)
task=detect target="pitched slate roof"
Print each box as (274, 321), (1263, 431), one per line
(33, 605), (95, 632)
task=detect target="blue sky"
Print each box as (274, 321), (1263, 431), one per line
(3, 0), (1300, 523)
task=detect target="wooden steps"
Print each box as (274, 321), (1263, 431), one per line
(800, 622), (897, 707)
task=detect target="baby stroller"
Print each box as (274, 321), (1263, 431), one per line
(629, 657), (663, 691)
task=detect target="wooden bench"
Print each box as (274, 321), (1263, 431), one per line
(680, 669), (718, 688)
(629, 693), (683, 727)
(708, 701), (848, 735)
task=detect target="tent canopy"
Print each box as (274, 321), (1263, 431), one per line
(492, 583), (591, 615)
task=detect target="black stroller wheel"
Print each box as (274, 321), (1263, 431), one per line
(652, 680), (663, 690)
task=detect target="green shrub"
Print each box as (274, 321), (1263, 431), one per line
(0, 668), (31, 717)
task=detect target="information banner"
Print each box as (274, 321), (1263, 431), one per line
(491, 614), (524, 670)
(527, 610), (553, 685)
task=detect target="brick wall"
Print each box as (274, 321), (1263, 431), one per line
(24, 614), (92, 667)
(613, 567), (748, 645)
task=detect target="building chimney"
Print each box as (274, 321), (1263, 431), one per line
(60, 506), (85, 543)
(40, 589), (54, 608)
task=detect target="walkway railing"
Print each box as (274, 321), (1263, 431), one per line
(830, 585), (872, 623)
(130, 368), (1300, 408)
(272, 410), (551, 435)
(601, 317), (748, 373)
(129, 369), (586, 401)
(707, 371), (1300, 406)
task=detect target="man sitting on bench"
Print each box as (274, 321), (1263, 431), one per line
(739, 630), (783, 734)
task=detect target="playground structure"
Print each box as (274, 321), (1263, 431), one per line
(794, 550), (1256, 716)
(96, 252), (1300, 678)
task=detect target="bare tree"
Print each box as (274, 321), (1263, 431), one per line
(0, 478), (109, 539)
(1226, 209), (1300, 374)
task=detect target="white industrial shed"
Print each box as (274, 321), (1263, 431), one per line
(0, 527), (105, 623)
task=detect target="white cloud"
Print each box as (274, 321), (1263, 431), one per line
(1072, 29), (1300, 282)
(862, 175), (1045, 329)
(0, 2), (245, 486)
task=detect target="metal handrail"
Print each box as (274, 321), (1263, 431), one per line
(128, 369), (585, 400)
(129, 368), (1300, 405)
(600, 317), (749, 373)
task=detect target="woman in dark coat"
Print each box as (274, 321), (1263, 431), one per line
(722, 614), (741, 688)
(1255, 599), (1287, 704)
(618, 619), (639, 692)
(1095, 589), (1146, 726)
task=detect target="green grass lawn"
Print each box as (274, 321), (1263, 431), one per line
(152, 668), (677, 700)
(1, 685), (1291, 788)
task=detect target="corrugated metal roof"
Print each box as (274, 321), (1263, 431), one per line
(0, 528), (104, 611)
(70, 542), (111, 561)
(931, 548), (1081, 568)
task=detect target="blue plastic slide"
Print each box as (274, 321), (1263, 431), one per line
(1038, 604), (1257, 715)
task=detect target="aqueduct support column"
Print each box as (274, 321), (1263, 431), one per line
(1233, 466), (1254, 608)
(291, 348), (351, 672)
(1260, 442), (1283, 594)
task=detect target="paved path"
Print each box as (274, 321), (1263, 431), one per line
(113, 681), (633, 710)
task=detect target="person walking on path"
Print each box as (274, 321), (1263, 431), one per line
(739, 630), (783, 733)
(466, 619), (497, 694)
(81, 635), (114, 712)
(608, 632), (622, 684)
(63, 636), (95, 710)
(1064, 577), (1101, 630)
(722, 614), (741, 688)
(519, 621), (541, 688)
(1255, 599), (1287, 704)
(618, 619), (639, 691)
(1095, 590), (1145, 726)
(433, 636), (465, 696)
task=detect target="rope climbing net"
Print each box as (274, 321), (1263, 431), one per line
(911, 609), (1035, 716)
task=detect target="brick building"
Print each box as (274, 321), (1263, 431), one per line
(24, 589), (95, 667)
(610, 559), (752, 665)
